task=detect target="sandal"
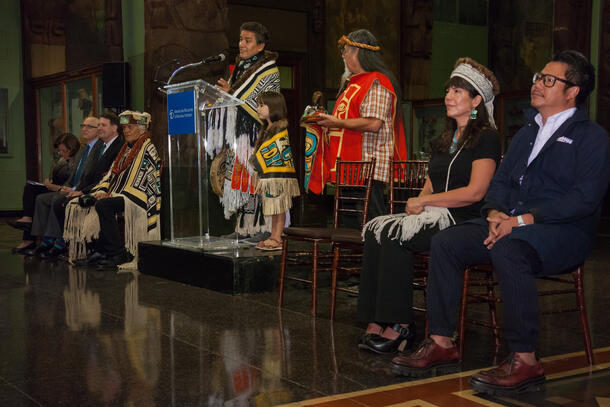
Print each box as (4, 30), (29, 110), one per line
(255, 238), (283, 251)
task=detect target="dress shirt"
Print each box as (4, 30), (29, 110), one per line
(528, 107), (577, 165)
(360, 79), (393, 182)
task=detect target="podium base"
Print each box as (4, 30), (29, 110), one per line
(138, 238), (281, 294)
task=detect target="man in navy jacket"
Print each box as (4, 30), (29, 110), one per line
(391, 50), (610, 395)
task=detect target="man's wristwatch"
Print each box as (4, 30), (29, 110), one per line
(517, 215), (526, 227)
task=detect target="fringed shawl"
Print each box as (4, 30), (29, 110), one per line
(249, 120), (300, 216)
(64, 136), (161, 269)
(362, 206), (454, 244)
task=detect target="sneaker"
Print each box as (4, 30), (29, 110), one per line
(243, 232), (271, 245)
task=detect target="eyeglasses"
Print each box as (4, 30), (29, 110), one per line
(80, 124), (98, 129)
(532, 72), (576, 88)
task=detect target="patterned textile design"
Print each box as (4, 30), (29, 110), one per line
(301, 122), (325, 194)
(252, 131), (296, 178)
(231, 51), (263, 82)
(249, 122), (300, 216)
(205, 51), (280, 219)
(64, 136), (161, 269)
(451, 62), (496, 128)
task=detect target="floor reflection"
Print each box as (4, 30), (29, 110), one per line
(166, 309), (296, 406)
(20, 267), (163, 405)
(64, 268), (101, 331)
(2, 219), (609, 406)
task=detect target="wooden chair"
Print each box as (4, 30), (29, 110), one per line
(278, 158), (376, 316)
(457, 264), (594, 365)
(387, 160), (431, 320)
(389, 160), (429, 213)
(328, 159), (428, 319)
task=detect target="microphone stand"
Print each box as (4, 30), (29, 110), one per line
(167, 60), (205, 85)
(154, 59), (181, 94)
(157, 53), (227, 94)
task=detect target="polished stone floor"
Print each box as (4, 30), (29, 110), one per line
(1, 218), (610, 406)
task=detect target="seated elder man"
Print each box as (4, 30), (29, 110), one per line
(391, 50), (610, 395)
(65, 111), (161, 269)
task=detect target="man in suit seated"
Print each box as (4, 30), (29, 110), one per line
(26, 114), (123, 258)
(391, 50), (610, 396)
(66, 111), (161, 269)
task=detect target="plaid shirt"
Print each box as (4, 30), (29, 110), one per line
(360, 79), (394, 182)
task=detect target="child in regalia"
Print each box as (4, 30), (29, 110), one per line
(249, 91), (300, 250)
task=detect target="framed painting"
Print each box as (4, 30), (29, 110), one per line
(410, 98), (445, 159)
(0, 88), (7, 155)
(497, 91), (530, 152)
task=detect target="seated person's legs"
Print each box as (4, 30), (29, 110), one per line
(38, 194), (71, 258)
(51, 195), (69, 238)
(13, 183), (48, 224)
(391, 223), (490, 374)
(94, 197), (125, 257)
(26, 192), (60, 255)
(466, 237), (545, 394)
(357, 223), (438, 354)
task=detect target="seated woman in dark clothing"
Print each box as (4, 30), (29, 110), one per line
(9, 132), (80, 253)
(357, 58), (501, 354)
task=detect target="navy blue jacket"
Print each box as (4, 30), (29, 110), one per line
(477, 107), (610, 273)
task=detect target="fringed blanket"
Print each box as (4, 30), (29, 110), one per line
(64, 136), (161, 269)
(362, 206), (454, 243)
(250, 120), (300, 216)
(205, 51), (280, 219)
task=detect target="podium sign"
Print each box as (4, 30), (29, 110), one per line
(163, 80), (243, 249)
(168, 90), (196, 135)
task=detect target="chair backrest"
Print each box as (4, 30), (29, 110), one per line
(333, 158), (376, 229)
(389, 159), (429, 214)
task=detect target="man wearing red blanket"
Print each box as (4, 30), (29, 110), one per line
(317, 29), (407, 220)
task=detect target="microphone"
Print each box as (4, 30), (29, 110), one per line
(202, 52), (227, 64)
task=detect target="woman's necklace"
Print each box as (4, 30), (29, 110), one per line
(449, 129), (459, 154)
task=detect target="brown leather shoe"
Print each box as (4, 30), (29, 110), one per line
(469, 353), (545, 396)
(391, 338), (459, 377)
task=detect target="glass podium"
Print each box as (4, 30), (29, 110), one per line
(163, 79), (244, 250)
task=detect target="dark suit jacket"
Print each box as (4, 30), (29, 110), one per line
(76, 137), (124, 193)
(476, 107), (610, 273)
(64, 141), (98, 188)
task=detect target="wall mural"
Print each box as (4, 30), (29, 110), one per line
(489, 0), (553, 92)
(324, 0), (401, 90)
(144, 0), (231, 159)
(22, 0), (106, 78)
(0, 88), (7, 155)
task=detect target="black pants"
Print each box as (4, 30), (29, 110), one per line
(23, 183), (49, 217)
(22, 184), (50, 241)
(356, 223), (439, 324)
(343, 180), (387, 229)
(427, 223), (543, 353)
(94, 197), (125, 256)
